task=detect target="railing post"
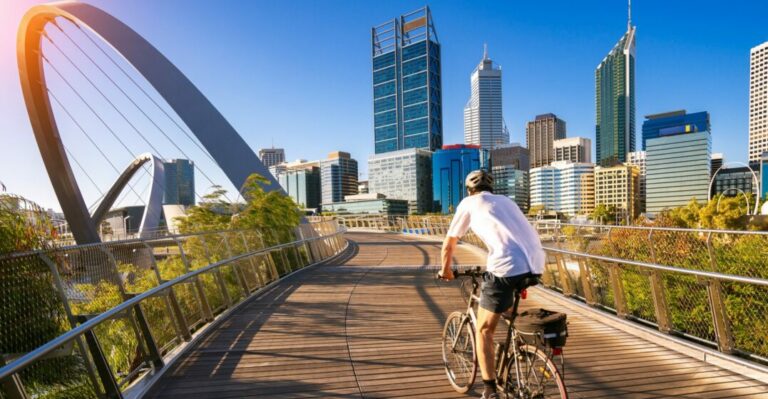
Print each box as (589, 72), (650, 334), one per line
(577, 258), (597, 305)
(140, 242), (190, 342)
(704, 278), (736, 354)
(39, 253), (102, 395)
(76, 315), (124, 399)
(219, 232), (250, 297)
(646, 230), (672, 333)
(555, 253), (574, 296)
(99, 245), (163, 371)
(175, 238), (213, 321)
(608, 262), (628, 318)
(704, 232), (735, 353)
(0, 356), (29, 399)
(199, 236), (232, 307)
(240, 232), (265, 288)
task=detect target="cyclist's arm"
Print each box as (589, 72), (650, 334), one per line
(439, 203), (471, 280)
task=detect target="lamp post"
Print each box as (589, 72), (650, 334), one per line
(708, 162), (761, 215)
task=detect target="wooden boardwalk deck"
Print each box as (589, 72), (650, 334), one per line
(147, 233), (768, 398)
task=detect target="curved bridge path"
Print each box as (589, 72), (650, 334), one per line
(147, 233), (768, 398)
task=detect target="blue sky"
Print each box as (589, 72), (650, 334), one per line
(1, 0), (766, 211)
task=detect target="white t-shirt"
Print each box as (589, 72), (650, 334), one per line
(446, 192), (545, 277)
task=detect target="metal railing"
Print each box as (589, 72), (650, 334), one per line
(337, 214), (768, 364)
(0, 221), (346, 399)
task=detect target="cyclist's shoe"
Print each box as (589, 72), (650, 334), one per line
(480, 393), (500, 399)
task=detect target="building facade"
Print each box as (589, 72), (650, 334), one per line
(367, 148), (433, 214)
(490, 143), (529, 171)
(711, 153), (724, 177)
(163, 159), (195, 206)
(594, 164), (640, 223)
(646, 131), (711, 213)
(641, 110), (710, 151)
(320, 152), (359, 206)
(464, 46), (508, 149)
(258, 148), (285, 168)
(432, 144), (489, 213)
(750, 42), (768, 163)
(627, 151), (647, 213)
(554, 137), (592, 163)
(492, 165), (529, 212)
(526, 113), (566, 169)
(372, 7), (442, 154)
(712, 167), (758, 198)
(530, 161), (594, 216)
(762, 152), (768, 199)
(276, 167), (321, 210)
(596, 20), (636, 166)
(323, 193), (408, 216)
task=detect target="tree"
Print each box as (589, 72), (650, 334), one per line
(176, 185), (233, 233)
(528, 205), (546, 217)
(590, 204), (617, 224)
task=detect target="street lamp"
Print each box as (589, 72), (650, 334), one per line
(708, 162), (761, 215)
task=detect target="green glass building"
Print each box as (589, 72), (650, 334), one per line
(596, 22), (636, 166)
(372, 7), (442, 154)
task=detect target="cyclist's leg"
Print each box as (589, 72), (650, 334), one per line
(476, 306), (501, 381)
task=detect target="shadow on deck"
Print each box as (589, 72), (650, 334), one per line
(146, 233), (768, 398)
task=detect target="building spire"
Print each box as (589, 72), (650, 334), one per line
(627, 0), (632, 31)
(483, 43), (488, 60)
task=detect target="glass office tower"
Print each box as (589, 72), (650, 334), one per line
(163, 159), (195, 206)
(492, 165), (529, 212)
(646, 131), (711, 213)
(641, 110), (710, 151)
(432, 144), (489, 213)
(596, 20), (636, 166)
(368, 148), (432, 214)
(372, 7), (442, 154)
(320, 152), (359, 206)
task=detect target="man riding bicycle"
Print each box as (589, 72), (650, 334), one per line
(438, 169), (546, 399)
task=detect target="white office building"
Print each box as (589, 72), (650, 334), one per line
(627, 151), (647, 213)
(530, 161), (594, 216)
(464, 45), (508, 149)
(554, 137), (592, 163)
(367, 148), (432, 214)
(750, 41), (768, 163)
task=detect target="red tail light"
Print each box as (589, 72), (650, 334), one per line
(552, 348), (563, 356)
(521, 289), (527, 299)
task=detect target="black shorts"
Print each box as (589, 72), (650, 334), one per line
(479, 272), (536, 314)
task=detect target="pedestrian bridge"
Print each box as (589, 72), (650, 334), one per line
(2, 224), (768, 399)
(146, 232), (768, 398)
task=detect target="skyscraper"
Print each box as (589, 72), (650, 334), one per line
(163, 159), (195, 206)
(320, 152), (359, 206)
(432, 144), (489, 213)
(749, 41), (768, 163)
(258, 147), (285, 168)
(372, 7), (442, 154)
(526, 113), (566, 169)
(596, 3), (636, 166)
(594, 164), (640, 224)
(554, 137), (592, 164)
(492, 166), (529, 212)
(464, 45), (507, 149)
(273, 160), (322, 210)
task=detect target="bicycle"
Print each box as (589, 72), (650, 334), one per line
(440, 267), (568, 399)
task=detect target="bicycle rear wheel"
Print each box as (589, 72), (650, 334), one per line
(504, 344), (567, 399)
(441, 311), (477, 393)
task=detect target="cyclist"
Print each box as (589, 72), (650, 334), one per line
(438, 169), (545, 399)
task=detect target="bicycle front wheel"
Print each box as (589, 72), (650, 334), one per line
(504, 344), (567, 399)
(441, 311), (477, 393)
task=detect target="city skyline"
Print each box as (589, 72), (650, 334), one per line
(1, 0), (766, 210)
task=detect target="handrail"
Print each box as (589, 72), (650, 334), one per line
(543, 246), (768, 287)
(532, 220), (768, 236)
(0, 227), (344, 384)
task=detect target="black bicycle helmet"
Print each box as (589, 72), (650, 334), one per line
(465, 169), (494, 193)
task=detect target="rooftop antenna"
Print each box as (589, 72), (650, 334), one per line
(627, 0), (632, 31)
(483, 43), (488, 60)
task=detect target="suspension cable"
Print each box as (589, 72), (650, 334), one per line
(48, 89), (146, 206)
(54, 23), (228, 202)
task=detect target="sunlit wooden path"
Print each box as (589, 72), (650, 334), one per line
(147, 233), (768, 398)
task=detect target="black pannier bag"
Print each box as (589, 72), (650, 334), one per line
(513, 308), (568, 348)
